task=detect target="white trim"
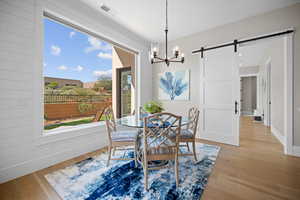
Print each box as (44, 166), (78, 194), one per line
(264, 59), (271, 127)
(33, 2), (143, 145)
(43, 121), (105, 136)
(38, 122), (106, 146)
(292, 146), (300, 157)
(283, 34), (294, 155)
(271, 126), (285, 146)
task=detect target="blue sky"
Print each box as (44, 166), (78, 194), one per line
(43, 18), (112, 83)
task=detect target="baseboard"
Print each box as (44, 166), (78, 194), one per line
(271, 126), (285, 146)
(0, 141), (105, 184)
(292, 146), (300, 157)
(198, 132), (239, 146)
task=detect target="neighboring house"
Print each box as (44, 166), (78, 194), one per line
(83, 81), (97, 89)
(44, 76), (83, 88)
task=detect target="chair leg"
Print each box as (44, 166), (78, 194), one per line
(134, 142), (138, 167)
(112, 147), (116, 156)
(186, 142), (190, 151)
(175, 152), (179, 187)
(192, 141), (197, 161)
(107, 146), (112, 167)
(144, 160), (148, 190)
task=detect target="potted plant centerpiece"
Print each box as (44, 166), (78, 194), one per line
(143, 101), (164, 114)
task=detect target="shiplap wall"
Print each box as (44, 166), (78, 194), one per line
(0, 0), (151, 183)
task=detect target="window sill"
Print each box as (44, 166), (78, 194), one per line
(43, 121), (105, 136)
(36, 121), (106, 146)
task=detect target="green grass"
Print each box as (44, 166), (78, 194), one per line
(44, 116), (106, 130)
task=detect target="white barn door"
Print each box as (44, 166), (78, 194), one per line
(199, 46), (240, 146)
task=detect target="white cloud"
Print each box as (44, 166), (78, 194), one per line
(75, 65), (83, 72)
(93, 69), (112, 78)
(85, 36), (111, 53)
(97, 52), (112, 59)
(57, 65), (68, 70)
(51, 45), (61, 56)
(69, 31), (76, 38)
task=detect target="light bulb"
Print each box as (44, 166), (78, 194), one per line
(181, 53), (185, 57)
(174, 46), (179, 51)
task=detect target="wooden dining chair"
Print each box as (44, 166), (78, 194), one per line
(140, 112), (181, 190)
(104, 106), (138, 167)
(177, 107), (200, 161)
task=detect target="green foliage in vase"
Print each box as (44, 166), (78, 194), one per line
(143, 101), (164, 114)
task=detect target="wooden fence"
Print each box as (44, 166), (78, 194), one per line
(44, 94), (111, 104)
(44, 101), (111, 120)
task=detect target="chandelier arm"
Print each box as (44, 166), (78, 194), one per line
(154, 56), (165, 61)
(152, 60), (165, 64)
(169, 56), (178, 60)
(169, 60), (184, 63)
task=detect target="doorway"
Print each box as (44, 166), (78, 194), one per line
(197, 31), (293, 155)
(116, 67), (132, 118)
(238, 36), (287, 148)
(240, 76), (257, 116)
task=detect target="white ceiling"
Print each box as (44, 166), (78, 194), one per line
(81, 0), (299, 42)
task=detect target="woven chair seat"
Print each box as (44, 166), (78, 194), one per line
(170, 129), (194, 139)
(111, 130), (138, 142)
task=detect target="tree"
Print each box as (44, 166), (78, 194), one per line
(93, 76), (112, 92)
(46, 81), (59, 89)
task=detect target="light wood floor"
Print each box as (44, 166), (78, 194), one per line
(1, 117), (300, 200)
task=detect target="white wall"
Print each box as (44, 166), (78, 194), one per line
(152, 4), (300, 146)
(258, 38), (285, 137)
(0, 0), (151, 183)
(239, 66), (259, 76)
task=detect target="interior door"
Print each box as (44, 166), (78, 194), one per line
(199, 46), (240, 146)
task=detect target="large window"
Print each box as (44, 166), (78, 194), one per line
(43, 18), (113, 131)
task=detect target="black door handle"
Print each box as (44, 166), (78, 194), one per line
(235, 101), (238, 114)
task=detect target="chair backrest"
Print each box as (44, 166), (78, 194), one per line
(104, 106), (116, 142)
(187, 107), (200, 137)
(143, 112), (182, 156)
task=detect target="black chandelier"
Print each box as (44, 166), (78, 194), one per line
(150, 0), (184, 67)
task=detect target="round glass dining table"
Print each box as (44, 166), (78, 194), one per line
(117, 115), (190, 128)
(117, 115), (190, 168)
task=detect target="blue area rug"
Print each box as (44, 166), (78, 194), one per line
(45, 143), (220, 200)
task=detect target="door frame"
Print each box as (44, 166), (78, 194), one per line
(284, 34), (294, 155)
(263, 59), (271, 127)
(239, 34), (294, 155)
(116, 67), (132, 118)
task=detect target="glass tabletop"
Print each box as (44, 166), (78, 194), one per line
(117, 115), (190, 128)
